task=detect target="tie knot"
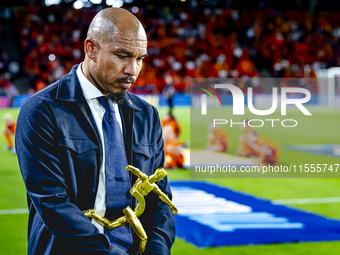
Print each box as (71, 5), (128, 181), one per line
(98, 96), (114, 112)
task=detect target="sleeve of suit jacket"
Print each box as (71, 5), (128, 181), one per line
(138, 105), (176, 255)
(16, 96), (126, 255)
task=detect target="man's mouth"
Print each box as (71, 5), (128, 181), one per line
(120, 82), (132, 89)
(116, 77), (135, 89)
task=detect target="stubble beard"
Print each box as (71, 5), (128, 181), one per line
(88, 66), (128, 105)
(107, 90), (127, 105)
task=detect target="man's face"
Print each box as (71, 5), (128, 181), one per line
(90, 29), (147, 103)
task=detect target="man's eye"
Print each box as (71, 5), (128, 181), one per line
(137, 58), (144, 62)
(117, 54), (127, 59)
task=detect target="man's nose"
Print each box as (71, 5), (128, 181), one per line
(124, 59), (138, 77)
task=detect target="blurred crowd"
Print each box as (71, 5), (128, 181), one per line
(14, 6), (91, 93)
(0, 44), (18, 101)
(2, 5), (340, 94)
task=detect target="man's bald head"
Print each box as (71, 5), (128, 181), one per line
(82, 7), (147, 104)
(87, 8), (146, 44)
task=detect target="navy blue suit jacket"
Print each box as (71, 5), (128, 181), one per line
(16, 65), (176, 255)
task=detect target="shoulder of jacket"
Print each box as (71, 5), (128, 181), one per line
(28, 80), (60, 101)
(127, 92), (157, 111)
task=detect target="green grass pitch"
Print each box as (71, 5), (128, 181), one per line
(1, 106), (340, 254)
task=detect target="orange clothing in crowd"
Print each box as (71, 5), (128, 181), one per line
(6, 122), (16, 133)
(235, 58), (258, 77)
(240, 140), (257, 157)
(237, 126), (280, 165)
(206, 128), (229, 152)
(164, 139), (185, 169)
(255, 137), (280, 165)
(162, 118), (181, 139)
(4, 121), (16, 149)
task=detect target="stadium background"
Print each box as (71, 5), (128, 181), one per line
(1, 0), (340, 254)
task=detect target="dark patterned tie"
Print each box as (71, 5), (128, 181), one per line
(97, 96), (133, 251)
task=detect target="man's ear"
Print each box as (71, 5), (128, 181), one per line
(84, 38), (99, 61)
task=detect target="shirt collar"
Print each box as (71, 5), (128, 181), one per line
(76, 63), (103, 100)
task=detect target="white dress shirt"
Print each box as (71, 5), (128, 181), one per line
(76, 63), (123, 233)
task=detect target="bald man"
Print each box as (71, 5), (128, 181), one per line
(16, 8), (175, 255)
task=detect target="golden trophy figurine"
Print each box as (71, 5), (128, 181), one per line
(83, 165), (178, 254)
